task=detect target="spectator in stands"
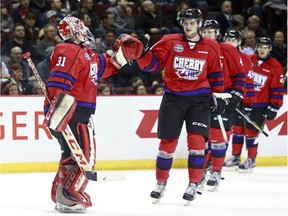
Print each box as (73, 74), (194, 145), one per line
(36, 46), (54, 83)
(151, 83), (164, 95)
(1, 4), (14, 34)
(246, 15), (267, 40)
(98, 82), (112, 95)
(72, 0), (100, 30)
(4, 46), (31, 80)
(214, 0), (233, 37)
(270, 30), (287, 68)
(173, 0), (208, 19)
(227, 14), (245, 33)
(2, 23), (39, 63)
(241, 30), (256, 55)
(132, 82), (148, 95)
(78, 13), (92, 33)
(95, 30), (116, 53)
(106, 0), (135, 34)
(42, 0), (66, 26)
(136, 0), (172, 35)
(94, 11), (123, 42)
(1, 82), (19, 95)
(0, 61), (10, 93)
(174, 1), (190, 29)
(38, 10), (58, 41)
(31, 81), (44, 95)
(11, 0), (40, 28)
(61, 0), (80, 16)
(3, 63), (33, 95)
(24, 12), (39, 47)
(262, 0), (287, 36)
(35, 24), (58, 61)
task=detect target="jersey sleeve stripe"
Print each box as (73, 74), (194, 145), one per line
(97, 54), (106, 79)
(232, 73), (245, 78)
(210, 81), (224, 87)
(232, 81), (246, 86)
(270, 87), (284, 93)
(50, 71), (76, 84)
(46, 82), (72, 92)
(270, 95), (283, 100)
(246, 92), (256, 97)
(207, 71), (222, 78)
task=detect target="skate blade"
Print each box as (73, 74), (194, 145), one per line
(55, 202), (86, 213)
(198, 184), (206, 192)
(207, 185), (218, 192)
(237, 167), (254, 173)
(152, 198), (161, 204)
(184, 200), (191, 206)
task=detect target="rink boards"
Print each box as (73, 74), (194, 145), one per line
(0, 95), (287, 173)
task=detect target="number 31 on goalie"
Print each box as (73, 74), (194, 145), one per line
(56, 56), (67, 67)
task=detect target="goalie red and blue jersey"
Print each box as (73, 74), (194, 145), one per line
(137, 34), (224, 95)
(44, 42), (116, 114)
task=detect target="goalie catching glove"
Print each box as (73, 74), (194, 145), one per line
(108, 33), (143, 69)
(43, 90), (77, 132)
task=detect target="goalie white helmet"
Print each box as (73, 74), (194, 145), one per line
(58, 16), (87, 44)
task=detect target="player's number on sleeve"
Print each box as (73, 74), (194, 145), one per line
(56, 56), (67, 67)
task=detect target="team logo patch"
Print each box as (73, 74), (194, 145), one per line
(174, 56), (206, 80)
(85, 53), (91, 60)
(174, 44), (184, 52)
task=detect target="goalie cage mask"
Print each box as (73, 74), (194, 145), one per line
(58, 16), (87, 44)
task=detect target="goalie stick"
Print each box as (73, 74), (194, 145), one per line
(23, 52), (97, 181)
(235, 108), (268, 137)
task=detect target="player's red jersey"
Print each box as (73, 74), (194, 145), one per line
(239, 52), (256, 107)
(249, 54), (283, 108)
(137, 34), (224, 95)
(44, 42), (116, 114)
(220, 42), (246, 95)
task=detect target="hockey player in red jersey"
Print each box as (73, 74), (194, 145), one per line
(200, 20), (246, 191)
(223, 30), (256, 168)
(137, 8), (225, 204)
(43, 17), (136, 213)
(235, 37), (284, 170)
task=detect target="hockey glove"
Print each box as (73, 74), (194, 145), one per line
(108, 33), (143, 69)
(239, 103), (253, 117)
(138, 34), (150, 57)
(227, 89), (244, 110)
(264, 103), (279, 120)
(211, 97), (226, 115)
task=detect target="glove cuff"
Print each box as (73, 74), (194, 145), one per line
(267, 104), (279, 113)
(230, 89), (244, 99)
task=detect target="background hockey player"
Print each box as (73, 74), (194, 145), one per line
(200, 20), (246, 191)
(43, 16), (142, 213)
(136, 8), (224, 204)
(234, 37), (284, 170)
(223, 30), (256, 168)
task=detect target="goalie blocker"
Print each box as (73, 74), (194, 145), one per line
(44, 90), (77, 132)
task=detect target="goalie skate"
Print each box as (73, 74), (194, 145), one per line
(55, 202), (86, 213)
(150, 182), (166, 204)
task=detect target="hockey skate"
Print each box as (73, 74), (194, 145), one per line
(150, 182), (167, 204)
(238, 158), (255, 173)
(198, 163), (211, 191)
(55, 202), (86, 213)
(206, 171), (221, 192)
(183, 183), (200, 206)
(223, 155), (240, 167)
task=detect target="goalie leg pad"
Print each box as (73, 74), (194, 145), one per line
(44, 90), (77, 132)
(56, 157), (92, 208)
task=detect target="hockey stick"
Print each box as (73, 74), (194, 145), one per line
(235, 108), (268, 137)
(23, 52), (97, 181)
(212, 93), (232, 144)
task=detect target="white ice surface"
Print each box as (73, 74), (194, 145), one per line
(0, 167), (287, 216)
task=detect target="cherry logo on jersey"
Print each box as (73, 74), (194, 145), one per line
(247, 70), (268, 91)
(174, 56), (205, 80)
(90, 62), (98, 85)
